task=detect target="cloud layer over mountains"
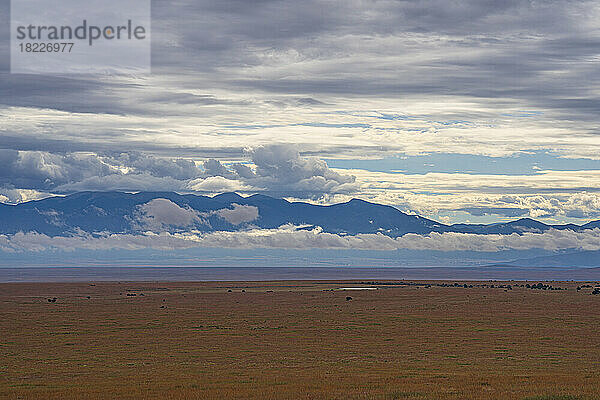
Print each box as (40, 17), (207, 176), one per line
(0, 191), (598, 254)
(1, 146), (599, 224)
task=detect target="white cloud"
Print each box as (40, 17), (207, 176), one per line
(216, 204), (259, 225)
(201, 144), (358, 198)
(1, 225), (599, 253)
(317, 169), (600, 222)
(187, 176), (255, 193)
(133, 198), (259, 231)
(136, 198), (204, 230)
(1, 148), (599, 225)
(56, 174), (188, 193)
(0, 188), (56, 204)
(0, 150), (202, 193)
(0, 146), (356, 200)
(394, 229), (600, 252)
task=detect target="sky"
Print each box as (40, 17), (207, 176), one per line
(1, 0), (600, 225)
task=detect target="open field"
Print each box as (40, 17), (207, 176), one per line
(1, 280), (600, 399)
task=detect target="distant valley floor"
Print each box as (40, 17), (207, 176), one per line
(1, 265), (600, 283)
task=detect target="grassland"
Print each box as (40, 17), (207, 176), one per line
(1, 280), (599, 399)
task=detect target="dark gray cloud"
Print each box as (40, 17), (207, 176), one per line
(0, 74), (136, 114)
(2, 0), (599, 120)
(0, 150), (199, 191)
(0, 149), (114, 190)
(0, 1), (8, 72)
(145, 0), (600, 123)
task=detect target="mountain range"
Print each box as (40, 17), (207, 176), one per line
(0, 191), (598, 237)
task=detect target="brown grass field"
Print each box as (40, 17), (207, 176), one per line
(1, 280), (599, 399)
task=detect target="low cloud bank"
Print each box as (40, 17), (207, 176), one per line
(1, 226), (599, 253)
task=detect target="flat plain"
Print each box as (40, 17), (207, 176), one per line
(1, 280), (599, 399)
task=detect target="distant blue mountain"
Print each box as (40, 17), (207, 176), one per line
(0, 191), (598, 237)
(449, 218), (582, 235)
(501, 250), (600, 268)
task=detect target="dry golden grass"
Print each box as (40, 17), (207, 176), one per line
(1, 280), (599, 399)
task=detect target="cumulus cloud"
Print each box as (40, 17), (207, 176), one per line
(1, 225), (598, 253)
(55, 174), (189, 193)
(216, 204), (259, 225)
(107, 152), (201, 180)
(0, 149), (116, 190)
(0, 146), (356, 200)
(327, 169), (600, 223)
(1, 148), (599, 226)
(202, 144), (357, 198)
(394, 229), (600, 252)
(131, 198), (259, 231)
(0, 150), (202, 193)
(187, 176), (254, 193)
(135, 198), (204, 230)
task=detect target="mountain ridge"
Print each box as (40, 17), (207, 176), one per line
(0, 191), (598, 237)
